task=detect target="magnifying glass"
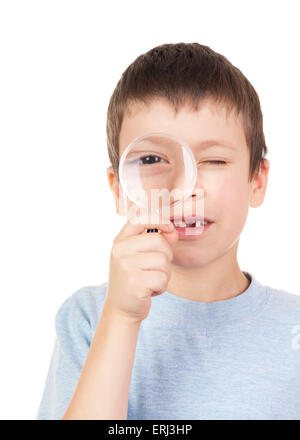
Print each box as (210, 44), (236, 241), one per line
(118, 132), (199, 234)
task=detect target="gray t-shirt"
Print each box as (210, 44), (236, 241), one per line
(36, 271), (300, 420)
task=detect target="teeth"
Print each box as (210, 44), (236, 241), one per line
(173, 219), (209, 228)
(174, 221), (186, 228)
(196, 220), (207, 227)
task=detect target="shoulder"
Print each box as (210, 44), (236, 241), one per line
(267, 284), (300, 308)
(263, 281), (300, 322)
(55, 282), (109, 333)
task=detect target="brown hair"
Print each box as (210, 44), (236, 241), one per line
(106, 42), (268, 182)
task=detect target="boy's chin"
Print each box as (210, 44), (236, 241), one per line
(171, 251), (210, 268)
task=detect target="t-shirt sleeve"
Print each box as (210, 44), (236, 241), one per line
(36, 288), (100, 420)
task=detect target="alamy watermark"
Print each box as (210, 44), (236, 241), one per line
(121, 187), (205, 235)
(291, 325), (300, 350)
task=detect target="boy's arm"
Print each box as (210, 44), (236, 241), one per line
(61, 301), (141, 420)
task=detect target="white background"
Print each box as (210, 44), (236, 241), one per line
(0, 0), (299, 420)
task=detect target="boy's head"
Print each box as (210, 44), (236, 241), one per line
(106, 42), (269, 268)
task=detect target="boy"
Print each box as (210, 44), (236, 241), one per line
(36, 42), (300, 420)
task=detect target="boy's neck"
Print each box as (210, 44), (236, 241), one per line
(167, 244), (250, 303)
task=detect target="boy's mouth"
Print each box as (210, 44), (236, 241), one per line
(170, 215), (213, 228)
(169, 215), (214, 238)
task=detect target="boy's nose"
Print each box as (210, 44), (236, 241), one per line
(169, 188), (205, 219)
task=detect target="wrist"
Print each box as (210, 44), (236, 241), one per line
(102, 299), (143, 327)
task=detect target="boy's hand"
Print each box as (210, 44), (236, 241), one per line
(104, 213), (178, 323)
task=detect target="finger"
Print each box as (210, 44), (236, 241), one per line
(135, 252), (171, 278)
(141, 270), (169, 297)
(127, 233), (175, 261)
(117, 208), (174, 240)
(160, 228), (179, 248)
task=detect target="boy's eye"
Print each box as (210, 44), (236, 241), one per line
(139, 157), (227, 165)
(202, 160), (227, 165)
(139, 155), (167, 165)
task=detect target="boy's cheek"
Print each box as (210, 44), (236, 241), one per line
(218, 179), (250, 230)
(114, 193), (127, 216)
(117, 199), (130, 217)
(115, 198), (141, 220)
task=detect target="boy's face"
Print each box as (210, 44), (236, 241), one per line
(107, 97), (269, 268)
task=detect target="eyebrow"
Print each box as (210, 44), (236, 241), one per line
(194, 140), (237, 150)
(140, 137), (237, 151)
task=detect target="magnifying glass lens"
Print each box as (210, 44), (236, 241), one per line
(119, 133), (197, 213)
(119, 132), (203, 235)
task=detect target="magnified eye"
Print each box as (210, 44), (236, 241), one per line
(139, 155), (167, 165)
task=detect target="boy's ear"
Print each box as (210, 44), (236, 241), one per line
(107, 166), (126, 216)
(249, 158), (270, 208)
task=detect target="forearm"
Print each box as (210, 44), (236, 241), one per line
(61, 301), (141, 420)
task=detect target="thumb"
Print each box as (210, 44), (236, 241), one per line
(161, 227), (179, 248)
(117, 207), (175, 240)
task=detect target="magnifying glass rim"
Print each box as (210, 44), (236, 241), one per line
(118, 131), (198, 207)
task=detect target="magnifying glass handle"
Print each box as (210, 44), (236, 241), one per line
(146, 228), (159, 233)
